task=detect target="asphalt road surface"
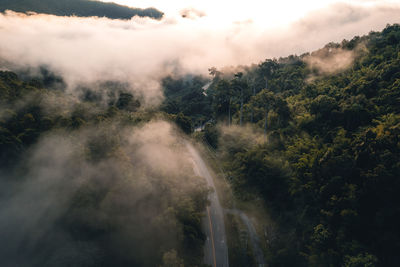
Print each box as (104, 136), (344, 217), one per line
(186, 142), (229, 267)
(226, 209), (266, 267)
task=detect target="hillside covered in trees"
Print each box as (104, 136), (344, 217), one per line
(0, 0), (163, 20)
(162, 24), (400, 266)
(0, 4), (399, 264)
(0, 71), (208, 266)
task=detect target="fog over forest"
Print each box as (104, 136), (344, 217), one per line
(0, 0), (399, 266)
(0, 2), (399, 102)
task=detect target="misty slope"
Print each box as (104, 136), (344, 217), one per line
(0, 72), (208, 266)
(163, 24), (400, 266)
(1, 6), (399, 265)
(0, 0), (163, 19)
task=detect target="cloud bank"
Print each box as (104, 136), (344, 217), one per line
(0, 2), (399, 105)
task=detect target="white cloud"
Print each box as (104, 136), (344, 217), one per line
(0, 2), (398, 105)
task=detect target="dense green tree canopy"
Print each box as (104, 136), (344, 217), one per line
(161, 24), (400, 267)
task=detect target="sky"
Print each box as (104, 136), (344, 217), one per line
(102, 0), (400, 27)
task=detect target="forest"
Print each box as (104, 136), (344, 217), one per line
(162, 24), (400, 267)
(0, 71), (209, 266)
(0, 0), (163, 20)
(0, 4), (399, 264)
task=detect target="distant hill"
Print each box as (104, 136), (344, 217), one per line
(0, 0), (164, 20)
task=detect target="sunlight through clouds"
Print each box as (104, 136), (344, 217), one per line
(0, 0), (399, 104)
(100, 0), (399, 27)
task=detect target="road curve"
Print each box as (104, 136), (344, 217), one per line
(186, 142), (229, 267)
(226, 209), (266, 266)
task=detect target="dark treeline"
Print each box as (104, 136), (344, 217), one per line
(162, 24), (400, 266)
(0, 0), (163, 20)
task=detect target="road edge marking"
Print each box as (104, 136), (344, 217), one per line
(207, 206), (217, 267)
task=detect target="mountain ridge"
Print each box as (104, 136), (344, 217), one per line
(0, 0), (164, 20)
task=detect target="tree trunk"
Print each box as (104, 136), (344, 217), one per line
(240, 87), (243, 126)
(251, 85), (255, 123)
(228, 97), (231, 127)
(264, 107), (268, 141)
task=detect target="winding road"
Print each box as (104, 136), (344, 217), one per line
(226, 209), (266, 266)
(186, 142), (229, 267)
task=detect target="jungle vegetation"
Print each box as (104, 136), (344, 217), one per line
(163, 24), (400, 267)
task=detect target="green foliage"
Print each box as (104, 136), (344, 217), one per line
(225, 213), (256, 267)
(161, 250), (185, 267)
(0, 71), (207, 266)
(205, 24), (400, 266)
(3, 17), (400, 267)
(175, 112), (193, 134)
(211, 79), (233, 121)
(161, 75), (211, 127)
(116, 92), (141, 112)
(344, 253), (378, 267)
(203, 122), (219, 148)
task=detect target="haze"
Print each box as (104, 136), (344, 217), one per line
(1, 1), (400, 266)
(102, 0), (400, 27)
(1, 0), (399, 104)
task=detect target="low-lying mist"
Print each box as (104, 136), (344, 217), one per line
(0, 2), (399, 105)
(0, 109), (209, 266)
(1, 1), (399, 266)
